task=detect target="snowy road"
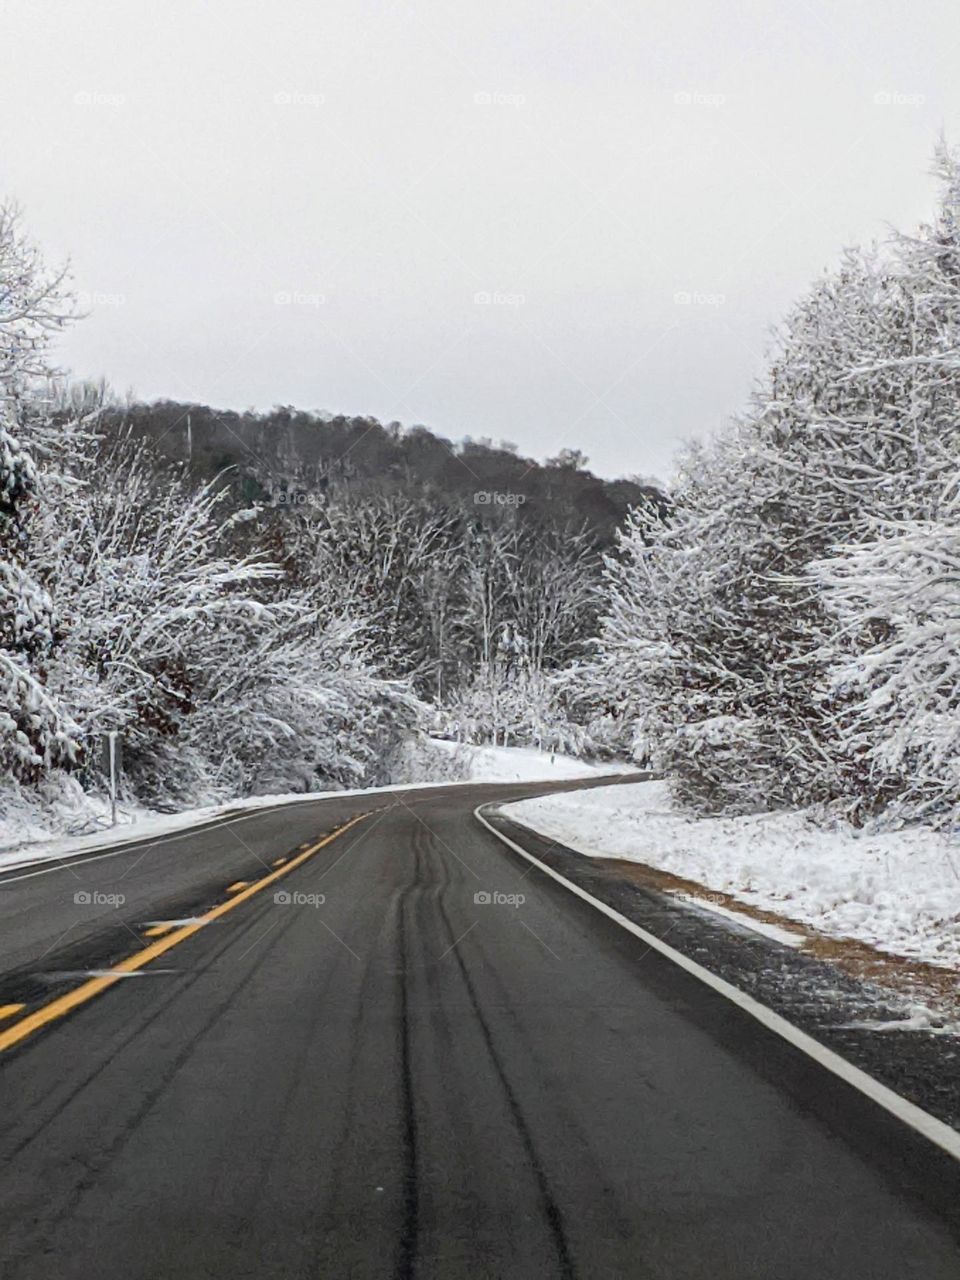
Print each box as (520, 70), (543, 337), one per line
(0, 778), (958, 1278)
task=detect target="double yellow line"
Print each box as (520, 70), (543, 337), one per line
(0, 810), (370, 1055)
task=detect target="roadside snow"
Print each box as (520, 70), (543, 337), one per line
(501, 780), (960, 969)
(0, 790), (346, 874)
(0, 739), (610, 873)
(671, 897), (806, 947)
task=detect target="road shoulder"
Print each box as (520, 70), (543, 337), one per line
(480, 803), (960, 1170)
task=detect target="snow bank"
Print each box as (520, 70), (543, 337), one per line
(501, 780), (960, 969)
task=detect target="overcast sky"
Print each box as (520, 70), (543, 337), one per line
(2, 0), (959, 480)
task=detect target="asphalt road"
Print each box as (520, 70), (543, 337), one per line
(1, 776), (959, 1279)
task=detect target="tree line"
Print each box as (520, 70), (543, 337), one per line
(5, 142), (960, 829)
(593, 142), (960, 828)
(0, 202), (660, 810)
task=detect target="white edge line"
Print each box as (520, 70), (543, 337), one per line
(474, 802), (960, 1166)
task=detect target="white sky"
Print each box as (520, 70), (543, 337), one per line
(2, 0), (959, 479)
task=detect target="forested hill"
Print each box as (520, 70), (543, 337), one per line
(99, 400), (667, 542)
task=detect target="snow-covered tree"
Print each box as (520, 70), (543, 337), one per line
(0, 203), (76, 781)
(595, 143), (960, 816)
(46, 438), (418, 804)
(288, 493), (464, 695)
(436, 658), (588, 754)
(811, 487), (960, 826)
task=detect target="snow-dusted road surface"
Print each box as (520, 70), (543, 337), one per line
(0, 775), (958, 1278)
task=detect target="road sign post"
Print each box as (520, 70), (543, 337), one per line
(99, 731), (122, 827)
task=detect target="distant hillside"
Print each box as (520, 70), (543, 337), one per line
(99, 401), (668, 543)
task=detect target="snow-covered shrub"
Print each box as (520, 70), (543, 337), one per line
(435, 659), (589, 756)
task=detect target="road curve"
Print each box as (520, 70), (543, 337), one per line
(0, 776), (958, 1278)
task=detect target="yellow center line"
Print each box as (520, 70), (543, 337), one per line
(0, 812), (371, 1054)
(0, 1004), (25, 1021)
(226, 880), (249, 893)
(143, 924), (175, 938)
(272, 857), (288, 867)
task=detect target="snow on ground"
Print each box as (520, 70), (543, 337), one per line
(0, 738), (610, 873)
(404, 737), (612, 783)
(0, 788), (346, 874)
(501, 779), (960, 970)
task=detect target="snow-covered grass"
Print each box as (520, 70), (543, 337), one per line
(400, 736), (613, 783)
(0, 738), (611, 872)
(501, 780), (960, 970)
